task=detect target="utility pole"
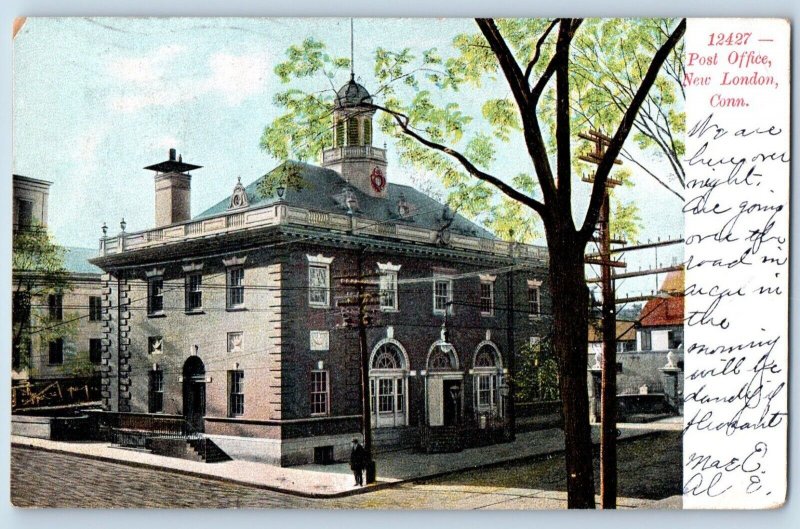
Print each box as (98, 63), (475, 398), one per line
(579, 129), (623, 509)
(337, 249), (380, 484)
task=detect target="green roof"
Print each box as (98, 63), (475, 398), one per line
(63, 246), (103, 275)
(196, 161), (497, 240)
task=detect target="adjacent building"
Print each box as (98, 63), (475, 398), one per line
(90, 78), (552, 465)
(12, 175), (104, 387)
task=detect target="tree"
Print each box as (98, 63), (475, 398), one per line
(260, 18), (685, 508)
(571, 18), (685, 200)
(12, 224), (75, 373)
(514, 335), (559, 403)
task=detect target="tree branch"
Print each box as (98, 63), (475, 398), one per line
(475, 19), (532, 114)
(579, 18), (686, 241)
(554, 20), (574, 227)
(365, 102), (549, 219)
(619, 149), (684, 200)
(476, 18), (559, 208)
(524, 19), (558, 82)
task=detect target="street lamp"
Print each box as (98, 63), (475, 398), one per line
(499, 382), (510, 425)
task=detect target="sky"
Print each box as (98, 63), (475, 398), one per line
(12, 17), (683, 299)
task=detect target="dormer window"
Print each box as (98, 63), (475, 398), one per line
(397, 193), (411, 218)
(228, 177), (249, 210)
(344, 187), (358, 212)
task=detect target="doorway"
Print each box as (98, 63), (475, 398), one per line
(443, 380), (461, 426)
(182, 356), (206, 432)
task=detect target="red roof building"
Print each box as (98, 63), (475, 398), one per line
(639, 269), (684, 328)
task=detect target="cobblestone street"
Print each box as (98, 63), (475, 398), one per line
(11, 432), (681, 509)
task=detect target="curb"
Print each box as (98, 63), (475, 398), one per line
(12, 428), (667, 500)
(11, 441), (390, 499)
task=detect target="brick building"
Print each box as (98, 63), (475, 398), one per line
(90, 78), (551, 465)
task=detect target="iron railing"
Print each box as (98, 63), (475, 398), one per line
(104, 413), (203, 450)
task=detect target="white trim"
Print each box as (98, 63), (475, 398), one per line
(528, 283), (542, 318)
(479, 279), (494, 317)
(378, 269), (399, 311)
(473, 340), (503, 369)
(306, 253), (334, 265)
(181, 262), (204, 273)
(479, 274), (497, 283)
(144, 267), (165, 278)
(369, 338), (410, 371)
(222, 255), (247, 267)
(432, 274), (453, 315)
(377, 261), (402, 273)
(308, 261), (331, 308)
(426, 340), (460, 371)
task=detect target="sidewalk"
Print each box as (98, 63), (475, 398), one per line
(12, 417), (682, 499)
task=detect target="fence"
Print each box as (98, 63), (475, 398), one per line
(12, 377), (101, 412)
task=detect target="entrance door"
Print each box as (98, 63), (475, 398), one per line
(182, 356), (206, 432)
(371, 377), (406, 428)
(443, 380), (461, 426)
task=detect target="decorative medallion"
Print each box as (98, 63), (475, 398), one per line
(310, 330), (329, 351)
(370, 166), (386, 193)
(228, 177), (249, 210)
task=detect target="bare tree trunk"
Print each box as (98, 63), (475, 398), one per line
(548, 231), (595, 509)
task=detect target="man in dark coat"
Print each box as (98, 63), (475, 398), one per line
(350, 438), (366, 486)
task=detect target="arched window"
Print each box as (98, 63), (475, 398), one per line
(369, 341), (409, 428)
(428, 349), (455, 370)
(372, 343), (403, 370)
(474, 348), (497, 368)
(473, 343), (503, 415)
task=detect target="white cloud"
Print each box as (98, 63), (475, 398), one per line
(110, 44), (187, 84)
(206, 52), (270, 104)
(107, 46), (270, 112)
(71, 124), (110, 172)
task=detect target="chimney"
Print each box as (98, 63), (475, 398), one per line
(144, 149), (203, 227)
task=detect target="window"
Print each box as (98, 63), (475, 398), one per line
(148, 336), (163, 355)
(378, 378), (394, 413)
(476, 374), (497, 408)
(363, 119), (372, 145)
(309, 265), (330, 307)
(311, 370), (329, 416)
(480, 281), (494, 316)
(48, 338), (63, 365)
(149, 369), (164, 413)
(474, 345), (502, 413)
(396, 378), (404, 412)
(668, 328), (684, 350)
(347, 117), (359, 145)
(335, 119), (345, 147)
(228, 370), (244, 417)
(147, 277), (164, 315)
(89, 338), (102, 364)
(185, 273), (202, 311)
(528, 286), (541, 317)
(13, 291), (31, 324)
(48, 293), (63, 321)
(433, 277), (453, 314)
(15, 198), (33, 230)
(226, 267), (244, 309)
(227, 332), (243, 353)
(641, 330), (652, 351)
(89, 296), (102, 321)
(379, 271), (398, 311)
